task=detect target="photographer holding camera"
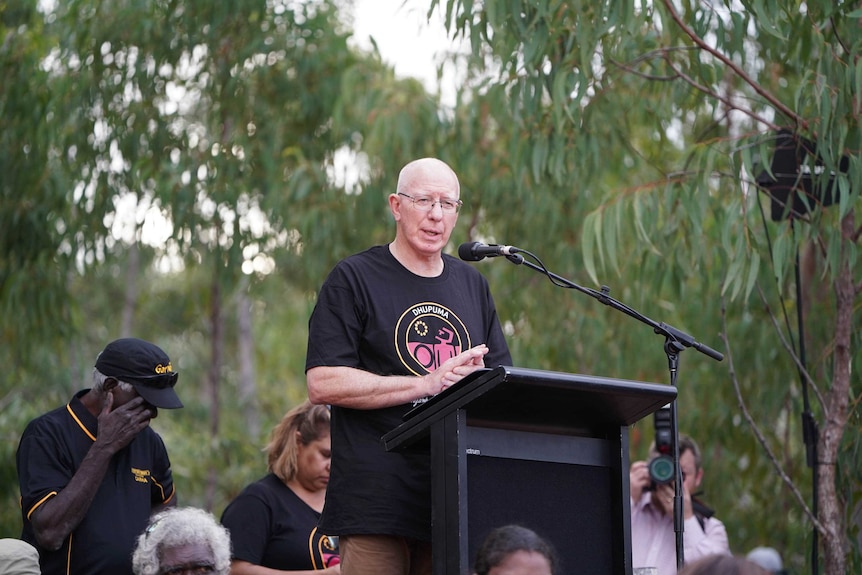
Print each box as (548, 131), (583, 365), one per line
(630, 409), (731, 574)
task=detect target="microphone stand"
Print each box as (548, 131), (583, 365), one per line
(502, 251), (723, 570)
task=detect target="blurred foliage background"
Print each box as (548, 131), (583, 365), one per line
(2, 0), (860, 572)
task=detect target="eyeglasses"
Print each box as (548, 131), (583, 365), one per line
(115, 372), (179, 389)
(159, 563), (216, 575)
(397, 192), (463, 213)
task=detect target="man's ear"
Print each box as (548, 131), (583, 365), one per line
(103, 377), (118, 392)
(389, 193), (403, 221)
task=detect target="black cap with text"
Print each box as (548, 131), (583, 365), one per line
(95, 338), (183, 409)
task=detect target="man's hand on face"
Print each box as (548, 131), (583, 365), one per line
(95, 392), (154, 454)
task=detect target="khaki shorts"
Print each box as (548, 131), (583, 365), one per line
(340, 534), (432, 575)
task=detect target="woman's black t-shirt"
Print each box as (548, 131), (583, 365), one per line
(221, 473), (339, 569)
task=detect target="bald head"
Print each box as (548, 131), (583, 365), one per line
(396, 158), (460, 197)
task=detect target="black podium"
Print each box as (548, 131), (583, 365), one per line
(382, 365), (677, 575)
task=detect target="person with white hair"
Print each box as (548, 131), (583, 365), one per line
(745, 547), (786, 575)
(0, 538), (41, 575)
(132, 507), (231, 575)
(17, 337), (183, 575)
(305, 157), (512, 574)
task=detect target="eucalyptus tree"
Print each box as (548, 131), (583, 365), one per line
(434, 0), (861, 573)
(2, 0), (333, 352)
(0, 0), (451, 510)
(4, 0), (502, 523)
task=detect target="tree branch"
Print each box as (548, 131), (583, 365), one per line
(719, 297), (826, 535)
(757, 284), (829, 413)
(610, 57), (678, 82)
(613, 45), (782, 131)
(661, 55), (780, 131)
(659, 0), (808, 131)
(610, 46), (699, 82)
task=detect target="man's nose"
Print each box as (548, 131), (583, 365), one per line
(144, 401), (158, 419)
(427, 201), (444, 218)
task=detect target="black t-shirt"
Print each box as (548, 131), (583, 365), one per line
(221, 473), (339, 569)
(305, 245), (512, 540)
(16, 390), (175, 575)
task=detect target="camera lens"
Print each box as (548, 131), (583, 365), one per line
(648, 455), (675, 485)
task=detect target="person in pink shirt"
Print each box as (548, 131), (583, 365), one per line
(630, 434), (731, 575)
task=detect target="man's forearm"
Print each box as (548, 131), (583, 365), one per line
(29, 442), (113, 550)
(306, 345), (490, 409)
(307, 365), (429, 409)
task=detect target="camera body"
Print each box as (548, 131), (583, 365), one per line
(647, 405), (675, 489)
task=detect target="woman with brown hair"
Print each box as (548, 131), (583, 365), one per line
(221, 400), (340, 574)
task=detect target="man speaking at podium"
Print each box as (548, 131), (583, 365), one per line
(306, 157), (512, 575)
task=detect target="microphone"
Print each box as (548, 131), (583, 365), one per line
(458, 241), (520, 261)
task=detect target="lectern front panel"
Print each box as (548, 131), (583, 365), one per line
(466, 453), (616, 573)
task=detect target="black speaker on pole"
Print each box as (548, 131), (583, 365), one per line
(756, 128), (848, 221)
(383, 366), (677, 575)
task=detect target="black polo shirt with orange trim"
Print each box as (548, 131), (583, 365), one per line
(16, 389), (175, 575)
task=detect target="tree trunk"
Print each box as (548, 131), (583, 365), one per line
(819, 211), (855, 575)
(236, 277), (260, 438)
(205, 272), (223, 511)
(121, 242), (139, 337)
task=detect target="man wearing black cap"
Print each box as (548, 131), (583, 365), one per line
(16, 338), (183, 575)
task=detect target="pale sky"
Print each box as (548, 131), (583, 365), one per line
(350, 0), (466, 105)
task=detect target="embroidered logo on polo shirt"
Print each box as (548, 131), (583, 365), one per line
(132, 467), (151, 484)
(394, 302), (472, 377)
